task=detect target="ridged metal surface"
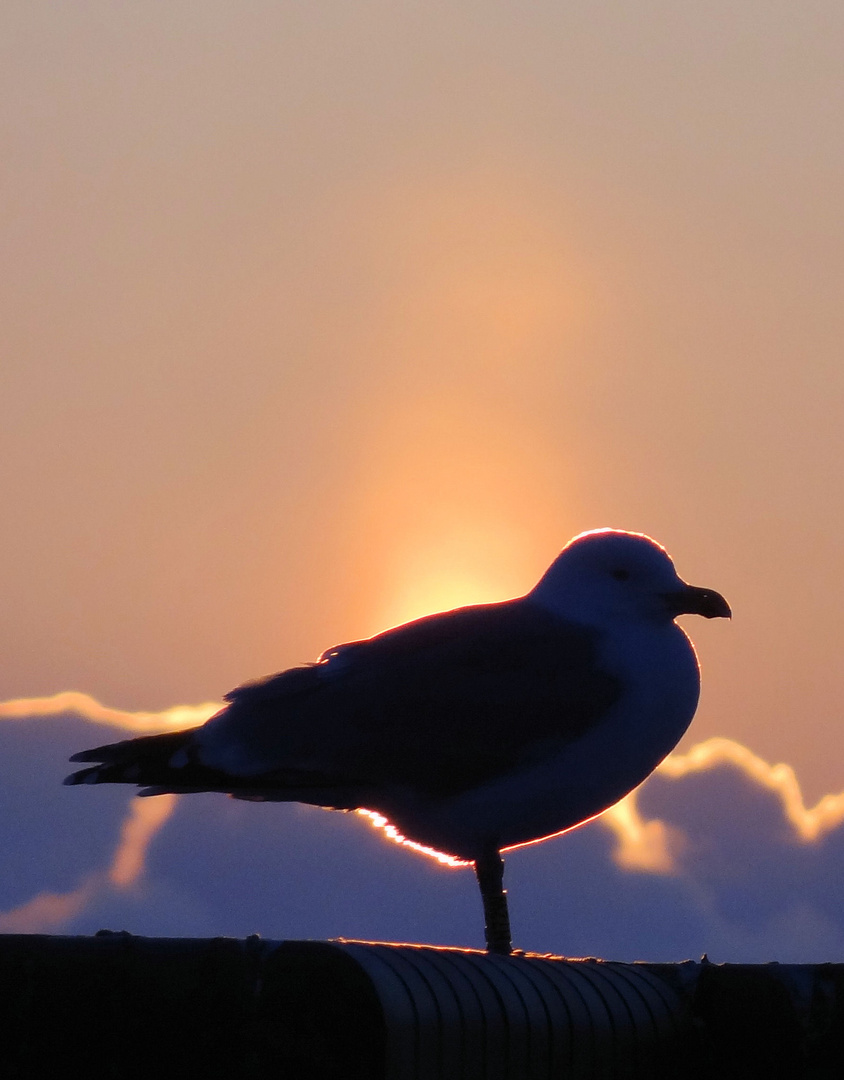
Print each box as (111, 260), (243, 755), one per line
(339, 943), (685, 1080)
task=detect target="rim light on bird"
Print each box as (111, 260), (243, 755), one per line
(66, 529), (730, 956)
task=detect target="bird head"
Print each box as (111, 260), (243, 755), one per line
(531, 529), (731, 626)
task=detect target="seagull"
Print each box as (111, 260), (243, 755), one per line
(65, 529), (730, 954)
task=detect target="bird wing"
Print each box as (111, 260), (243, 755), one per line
(201, 598), (623, 797)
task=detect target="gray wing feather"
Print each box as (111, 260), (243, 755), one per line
(205, 598), (622, 797)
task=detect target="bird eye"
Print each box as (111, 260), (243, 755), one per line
(611, 568), (630, 582)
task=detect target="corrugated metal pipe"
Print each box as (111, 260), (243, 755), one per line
(0, 934), (842, 1078)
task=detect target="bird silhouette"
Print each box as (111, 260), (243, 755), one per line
(66, 529), (730, 954)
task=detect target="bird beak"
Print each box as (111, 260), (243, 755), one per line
(663, 584), (732, 620)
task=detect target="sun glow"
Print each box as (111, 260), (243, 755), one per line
(380, 566), (511, 632)
(368, 513), (537, 635)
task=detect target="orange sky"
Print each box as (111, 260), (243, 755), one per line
(1, 1), (843, 803)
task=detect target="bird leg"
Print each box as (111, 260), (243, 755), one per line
(474, 849), (512, 955)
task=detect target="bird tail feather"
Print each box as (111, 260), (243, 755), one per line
(64, 731), (194, 789)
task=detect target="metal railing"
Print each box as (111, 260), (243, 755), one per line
(0, 933), (839, 1078)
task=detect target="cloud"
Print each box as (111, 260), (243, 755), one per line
(601, 736), (844, 875)
(1, 693), (843, 962)
(0, 705), (178, 934)
(0, 795), (176, 934)
(600, 793), (678, 874)
(655, 737), (844, 842)
(108, 795), (178, 889)
(0, 794), (176, 935)
(0, 691), (220, 734)
(0, 877), (98, 935)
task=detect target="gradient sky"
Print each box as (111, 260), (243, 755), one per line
(1, 2), (843, 957)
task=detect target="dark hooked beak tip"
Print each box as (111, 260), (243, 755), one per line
(664, 584), (732, 620)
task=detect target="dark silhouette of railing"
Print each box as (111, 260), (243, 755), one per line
(1, 933), (841, 1078)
